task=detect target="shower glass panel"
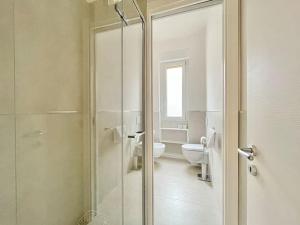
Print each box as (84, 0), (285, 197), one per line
(92, 0), (145, 225)
(123, 1), (144, 225)
(93, 2), (123, 225)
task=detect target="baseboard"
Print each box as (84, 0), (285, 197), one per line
(161, 152), (185, 160)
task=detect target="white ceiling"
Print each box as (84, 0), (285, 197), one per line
(153, 5), (220, 42)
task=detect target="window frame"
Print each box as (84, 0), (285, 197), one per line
(160, 59), (187, 122)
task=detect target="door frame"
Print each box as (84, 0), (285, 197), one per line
(145, 0), (240, 225)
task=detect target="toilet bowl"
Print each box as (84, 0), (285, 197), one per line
(181, 128), (216, 180)
(136, 142), (165, 158)
(181, 144), (208, 165)
(182, 128), (216, 164)
(182, 144), (209, 180)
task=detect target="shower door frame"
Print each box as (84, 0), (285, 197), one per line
(89, 0), (147, 224)
(146, 0), (240, 225)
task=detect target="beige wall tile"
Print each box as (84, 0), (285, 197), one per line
(0, 116), (16, 225)
(1, 1), (89, 224)
(16, 114), (84, 225)
(14, 0), (83, 113)
(93, 1), (121, 28)
(16, 114), (48, 225)
(0, 0), (14, 114)
(188, 111), (206, 143)
(148, 0), (202, 13)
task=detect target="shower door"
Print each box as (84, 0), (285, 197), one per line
(92, 1), (145, 225)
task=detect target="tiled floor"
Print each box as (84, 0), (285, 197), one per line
(90, 157), (221, 225)
(154, 157), (221, 225)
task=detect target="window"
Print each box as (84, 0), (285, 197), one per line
(161, 60), (186, 121)
(166, 67), (183, 117)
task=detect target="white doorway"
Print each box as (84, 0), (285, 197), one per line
(151, 2), (224, 225)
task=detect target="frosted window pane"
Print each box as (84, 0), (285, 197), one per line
(166, 67), (183, 117)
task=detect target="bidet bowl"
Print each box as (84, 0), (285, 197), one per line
(136, 142), (165, 158)
(153, 143), (165, 158)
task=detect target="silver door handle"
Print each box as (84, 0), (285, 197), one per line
(238, 145), (256, 161)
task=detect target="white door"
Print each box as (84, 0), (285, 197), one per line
(240, 1), (300, 225)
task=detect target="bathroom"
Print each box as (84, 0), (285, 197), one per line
(0, 0), (222, 225)
(2, 0), (300, 225)
(151, 3), (224, 225)
(83, 1), (224, 225)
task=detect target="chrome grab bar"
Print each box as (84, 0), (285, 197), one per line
(238, 145), (256, 161)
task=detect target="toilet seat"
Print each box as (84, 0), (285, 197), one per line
(182, 144), (204, 151)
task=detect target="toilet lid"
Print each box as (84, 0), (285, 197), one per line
(182, 144), (204, 151)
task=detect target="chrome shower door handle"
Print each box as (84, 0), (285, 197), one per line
(238, 145), (256, 161)
(128, 131), (145, 139)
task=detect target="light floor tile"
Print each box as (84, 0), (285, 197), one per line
(91, 157), (221, 225)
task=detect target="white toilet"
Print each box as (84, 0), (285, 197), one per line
(182, 128), (216, 180)
(182, 144), (207, 165)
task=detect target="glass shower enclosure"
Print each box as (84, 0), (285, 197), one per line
(0, 0), (145, 225)
(90, 0), (145, 225)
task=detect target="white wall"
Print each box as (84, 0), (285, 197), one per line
(152, 18), (208, 149)
(153, 31), (207, 113)
(206, 6), (223, 112)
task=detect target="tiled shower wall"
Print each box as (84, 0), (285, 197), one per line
(0, 1), (15, 224)
(0, 1), (89, 225)
(96, 111), (142, 202)
(188, 111), (206, 143)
